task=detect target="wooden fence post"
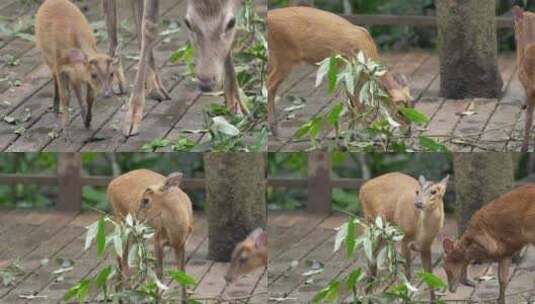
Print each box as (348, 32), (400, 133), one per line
(307, 151), (331, 214)
(57, 153), (82, 212)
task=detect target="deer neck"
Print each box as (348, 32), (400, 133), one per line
(415, 203), (444, 246)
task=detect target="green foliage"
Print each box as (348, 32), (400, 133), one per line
(314, 216), (447, 303)
(300, 52), (442, 152)
(66, 214), (198, 303)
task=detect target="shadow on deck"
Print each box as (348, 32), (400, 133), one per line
(0, 210), (266, 304)
(269, 50), (531, 152)
(268, 211), (535, 303)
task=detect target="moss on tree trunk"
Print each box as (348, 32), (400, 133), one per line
(204, 153), (267, 262)
(453, 153), (514, 235)
(437, 0), (503, 98)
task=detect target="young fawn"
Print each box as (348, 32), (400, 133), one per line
(267, 6), (412, 135)
(442, 184), (535, 304)
(360, 172), (449, 302)
(107, 169), (193, 302)
(225, 228), (267, 283)
(35, 0), (120, 139)
(103, 0), (248, 136)
(513, 6), (535, 152)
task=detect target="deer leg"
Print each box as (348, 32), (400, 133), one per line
(497, 257), (511, 304)
(224, 53), (248, 115)
(267, 59), (293, 137)
(460, 262), (475, 287)
(420, 247), (435, 302)
(71, 83), (87, 130)
(103, 0), (127, 95)
(174, 244), (187, 304)
(85, 83), (94, 128)
(401, 237), (412, 281)
(154, 232), (164, 279)
(56, 72), (72, 141)
(123, 0), (159, 137)
(522, 98), (534, 152)
(53, 75), (60, 114)
(147, 50), (171, 101)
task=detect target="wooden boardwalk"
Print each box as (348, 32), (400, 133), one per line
(268, 211), (535, 303)
(269, 51), (531, 152)
(0, 210), (267, 304)
(0, 0), (265, 152)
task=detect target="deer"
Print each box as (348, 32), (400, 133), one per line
(513, 6), (535, 152)
(35, 0), (121, 140)
(360, 172), (449, 302)
(107, 169), (193, 303)
(224, 228), (267, 283)
(102, 0), (248, 137)
(442, 184), (535, 304)
(267, 6), (412, 136)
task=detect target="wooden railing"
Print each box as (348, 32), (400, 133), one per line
(0, 152), (363, 214)
(341, 14), (514, 29)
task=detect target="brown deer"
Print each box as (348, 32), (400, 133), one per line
(360, 172), (449, 302)
(442, 184), (535, 304)
(225, 228), (268, 283)
(513, 6), (535, 152)
(35, 0), (120, 140)
(102, 0), (247, 136)
(267, 6), (412, 135)
(107, 169), (193, 303)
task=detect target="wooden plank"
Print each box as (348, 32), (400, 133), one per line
(270, 228), (336, 297)
(269, 226), (333, 285)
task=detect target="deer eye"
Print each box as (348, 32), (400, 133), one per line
(431, 190), (437, 195)
(226, 18), (236, 31)
(91, 73), (98, 80)
(141, 198), (150, 208)
(415, 190), (419, 195)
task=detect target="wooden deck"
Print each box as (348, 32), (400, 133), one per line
(268, 212), (535, 303)
(0, 210), (266, 304)
(0, 0), (265, 152)
(268, 51), (532, 152)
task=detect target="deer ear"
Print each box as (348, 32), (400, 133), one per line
(162, 172), (183, 191)
(418, 175), (427, 186)
(513, 6), (524, 23)
(255, 231), (267, 249)
(66, 48), (86, 64)
(440, 175), (450, 188)
(443, 238), (455, 254)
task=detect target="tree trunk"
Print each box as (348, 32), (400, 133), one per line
(57, 153), (82, 212)
(204, 153), (267, 262)
(436, 0), (503, 98)
(453, 153), (514, 235)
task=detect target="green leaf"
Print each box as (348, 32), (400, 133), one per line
(418, 136), (448, 152)
(327, 103), (344, 126)
(417, 271), (447, 289)
(63, 279), (90, 302)
(96, 216), (106, 256)
(94, 266), (112, 289)
(172, 137), (196, 151)
(327, 56), (338, 93)
(168, 270), (198, 286)
(345, 217), (355, 258)
(399, 107), (429, 125)
(345, 268), (363, 290)
(313, 280), (340, 303)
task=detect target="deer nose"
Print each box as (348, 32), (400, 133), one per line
(197, 75), (216, 92)
(101, 86), (113, 98)
(415, 201), (424, 209)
